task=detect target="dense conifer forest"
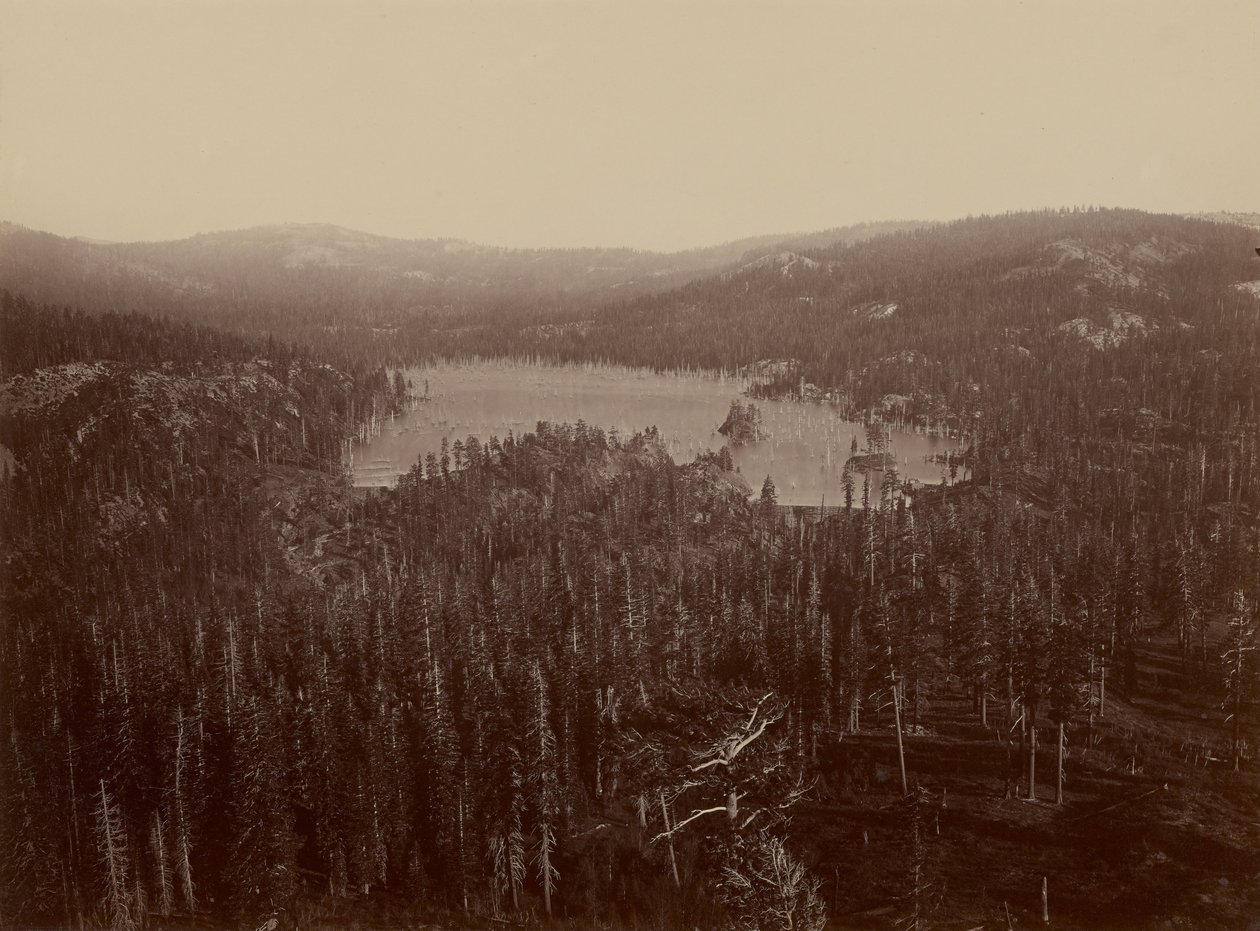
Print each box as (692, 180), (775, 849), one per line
(1, 208), (1259, 929)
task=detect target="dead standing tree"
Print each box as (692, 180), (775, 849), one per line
(614, 685), (816, 894)
(1222, 591), (1257, 771)
(644, 686), (825, 931)
(653, 690), (811, 841)
(719, 832), (827, 931)
(677, 691), (788, 830)
(871, 587), (910, 796)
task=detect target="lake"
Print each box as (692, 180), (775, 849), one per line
(350, 360), (962, 506)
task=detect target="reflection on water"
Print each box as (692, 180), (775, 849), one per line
(351, 360), (963, 506)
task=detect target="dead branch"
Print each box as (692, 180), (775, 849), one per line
(1068, 784), (1165, 822)
(690, 693), (781, 773)
(652, 805), (728, 842)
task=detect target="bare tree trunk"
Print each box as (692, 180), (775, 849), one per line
(1087, 654), (1097, 747)
(1233, 692), (1242, 771)
(151, 813), (172, 917)
(1041, 875), (1050, 925)
(658, 791), (681, 888)
(539, 824), (555, 917)
(458, 786), (468, 913)
(911, 676), (922, 732)
(1055, 723), (1065, 805)
(891, 671), (909, 795)
(1008, 666), (1015, 722)
(1026, 726), (1037, 801)
(172, 712), (195, 911)
(66, 734), (81, 878)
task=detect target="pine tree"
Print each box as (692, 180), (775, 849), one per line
(1222, 592), (1257, 771)
(94, 780), (135, 931)
(529, 664), (561, 916)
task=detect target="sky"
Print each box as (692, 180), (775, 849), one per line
(1, 0), (1257, 251)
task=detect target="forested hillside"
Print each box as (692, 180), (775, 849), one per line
(0, 220), (923, 365)
(1, 208), (1259, 930)
(470, 209), (1259, 421)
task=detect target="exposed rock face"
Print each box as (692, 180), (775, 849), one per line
(851, 300), (899, 320)
(1058, 310), (1155, 349)
(1002, 237), (1199, 299)
(735, 251), (821, 277)
(860, 350), (928, 376)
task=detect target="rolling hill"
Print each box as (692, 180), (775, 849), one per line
(480, 208), (1260, 425)
(0, 219), (925, 356)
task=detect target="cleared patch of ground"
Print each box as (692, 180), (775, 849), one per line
(802, 628), (1260, 930)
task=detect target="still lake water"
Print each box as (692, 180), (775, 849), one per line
(350, 360), (961, 506)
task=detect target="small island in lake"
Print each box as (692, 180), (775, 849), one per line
(717, 399), (767, 445)
(844, 450), (896, 472)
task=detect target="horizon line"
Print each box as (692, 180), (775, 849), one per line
(3, 205), (1257, 255)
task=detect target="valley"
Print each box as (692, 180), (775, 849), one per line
(2, 208), (1258, 931)
(6, 2), (1258, 926)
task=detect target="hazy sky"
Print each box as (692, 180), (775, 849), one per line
(2, 1), (1257, 250)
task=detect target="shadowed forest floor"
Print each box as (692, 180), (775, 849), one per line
(804, 637), (1260, 930)
(185, 663), (1258, 931)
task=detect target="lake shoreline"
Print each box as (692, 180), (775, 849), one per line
(349, 359), (963, 505)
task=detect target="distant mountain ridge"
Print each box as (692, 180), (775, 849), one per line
(0, 217), (928, 366)
(6, 210), (1257, 385)
(0, 217), (926, 307)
